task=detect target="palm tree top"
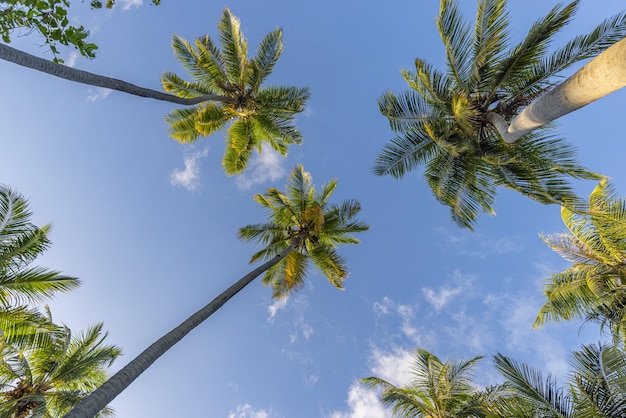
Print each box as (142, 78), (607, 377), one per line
(162, 8), (311, 175)
(374, 0), (625, 229)
(238, 165), (369, 298)
(535, 179), (626, 345)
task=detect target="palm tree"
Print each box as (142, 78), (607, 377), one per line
(488, 36), (626, 143)
(361, 348), (495, 417)
(0, 319), (121, 418)
(0, 185), (80, 347)
(493, 342), (626, 417)
(374, 0), (626, 229)
(63, 165), (369, 418)
(0, 8), (310, 175)
(534, 179), (626, 346)
(162, 8), (310, 174)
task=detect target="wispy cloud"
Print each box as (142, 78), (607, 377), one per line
(66, 51), (79, 68)
(422, 269), (473, 311)
(235, 147), (286, 191)
(228, 404), (273, 418)
(170, 148), (209, 191)
(118, 0), (143, 10)
(87, 87), (112, 102)
(434, 226), (525, 258)
(267, 296), (289, 323)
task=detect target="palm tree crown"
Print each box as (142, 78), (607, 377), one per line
(239, 164), (369, 298)
(0, 320), (121, 418)
(535, 179), (626, 345)
(374, 0), (626, 229)
(162, 8), (311, 175)
(0, 185), (80, 347)
(361, 348), (493, 417)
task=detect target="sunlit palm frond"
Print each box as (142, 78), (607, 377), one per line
(402, 59), (453, 110)
(222, 118), (256, 175)
(491, 1), (578, 100)
(373, 128), (440, 178)
(161, 71), (215, 98)
(469, 0), (510, 90)
(437, 0), (473, 92)
(249, 29), (283, 93)
(493, 353), (573, 417)
(261, 250), (308, 298)
(255, 85), (310, 115)
(218, 8), (248, 85)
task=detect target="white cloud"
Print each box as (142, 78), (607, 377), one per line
(227, 404), (273, 418)
(66, 51), (79, 68)
(235, 147), (286, 191)
(304, 374), (320, 387)
(87, 87), (112, 102)
(368, 347), (414, 386)
(422, 269), (472, 311)
(170, 148), (209, 191)
(326, 383), (389, 418)
(118, 0), (143, 10)
(267, 297), (289, 323)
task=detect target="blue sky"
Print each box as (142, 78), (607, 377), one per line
(1, 0), (626, 417)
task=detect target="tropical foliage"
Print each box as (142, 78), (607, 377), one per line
(239, 164), (370, 298)
(535, 179), (626, 345)
(0, 318), (121, 418)
(493, 342), (626, 417)
(361, 348), (496, 417)
(374, 0), (626, 229)
(162, 8), (310, 175)
(0, 185), (80, 347)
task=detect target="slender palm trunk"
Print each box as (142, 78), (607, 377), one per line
(63, 243), (296, 418)
(0, 43), (237, 105)
(487, 36), (626, 143)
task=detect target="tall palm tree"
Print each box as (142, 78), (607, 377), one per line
(63, 165), (368, 418)
(488, 36), (626, 143)
(162, 8), (310, 174)
(534, 179), (626, 345)
(0, 8), (309, 175)
(361, 348), (495, 417)
(0, 185), (80, 347)
(0, 319), (121, 418)
(374, 0), (626, 229)
(493, 342), (626, 417)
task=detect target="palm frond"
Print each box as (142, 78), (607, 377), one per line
(248, 29), (284, 93)
(161, 71), (214, 98)
(218, 8), (249, 84)
(437, 0), (473, 91)
(222, 118), (256, 175)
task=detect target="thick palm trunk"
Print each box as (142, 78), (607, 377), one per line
(63, 243), (296, 418)
(488, 36), (626, 143)
(0, 43), (236, 105)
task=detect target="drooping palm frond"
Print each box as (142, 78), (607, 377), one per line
(238, 165), (368, 298)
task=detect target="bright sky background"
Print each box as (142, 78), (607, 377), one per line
(1, 1), (625, 417)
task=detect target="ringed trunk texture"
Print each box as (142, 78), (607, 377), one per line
(489, 36), (626, 143)
(0, 43), (235, 105)
(63, 243), (296, 418)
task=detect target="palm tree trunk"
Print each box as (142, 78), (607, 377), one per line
(62, 243), (296, 418)
(0, 43), (237, 105)
(487, 36), (626, 143)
